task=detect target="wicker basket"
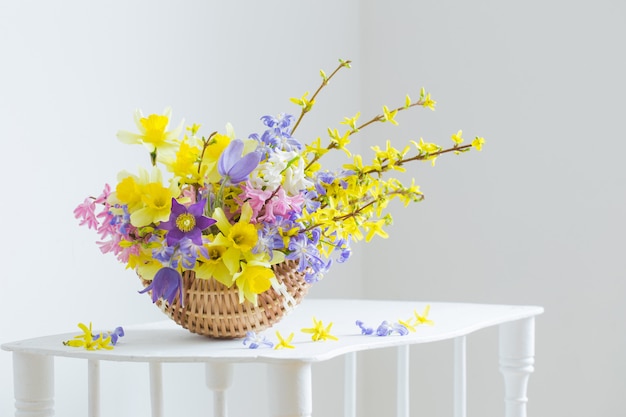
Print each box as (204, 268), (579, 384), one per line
(142, 260), (310, 338)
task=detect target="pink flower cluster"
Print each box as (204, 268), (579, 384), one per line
(236, 183), (305, 224)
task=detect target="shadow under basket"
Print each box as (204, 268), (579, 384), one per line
(142, 260), (310, 339)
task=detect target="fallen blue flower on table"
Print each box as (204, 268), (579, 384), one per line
(376, 321), (409, 336)
(355, 320), (374, 335)
(243, 331), (274, 349)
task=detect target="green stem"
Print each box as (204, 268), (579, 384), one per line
(301, 194), (385, 234)
(198, 131), (218, 175)
(304, 98), (430, 171)
(290, 60), (352, 136)
(363, 143), (473, 176)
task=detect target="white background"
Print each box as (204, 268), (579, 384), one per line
(1, 1), (624, 416)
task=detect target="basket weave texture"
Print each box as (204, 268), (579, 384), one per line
(144, 260), (310, 338)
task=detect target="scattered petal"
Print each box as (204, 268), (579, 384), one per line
(274, 331), (295, 349)
(63, 322), (123, 350)
(356, 320), (374, 335)
(243, 331), (274, 349)
(376, 321), (408, 337)
(413, 305), (435, 326)
(301, 317), (338, 342)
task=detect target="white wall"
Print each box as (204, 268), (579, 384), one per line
(0, 1), (362, 416)
(1, 1), (625, 417)
(358, 1), (626, 417)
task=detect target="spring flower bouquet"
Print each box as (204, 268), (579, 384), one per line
(75, 60), (484, 338)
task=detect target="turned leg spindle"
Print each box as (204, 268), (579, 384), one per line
(205, 362), (234, 417)
(13, 352), (55, 417)
(499, 317), (536, 417)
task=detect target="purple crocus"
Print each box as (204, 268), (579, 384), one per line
(159, 198), (215, 246)
(218, 139), (262, 184)
(138, 267), (184, 306)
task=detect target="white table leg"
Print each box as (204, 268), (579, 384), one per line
(149, 362), (164, 417)
(205, 362), (233, 417)
(88, 359), (100, 417)
(396, 345), (410, 417)
(267, 361), (312, 417)
(12, 352), (55, 417)
(454, 336), (467, 417)
(499, 317), (536, 417)
(344, 352), (357, 417)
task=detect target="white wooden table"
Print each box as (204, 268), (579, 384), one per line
(2, 299), (543, 417)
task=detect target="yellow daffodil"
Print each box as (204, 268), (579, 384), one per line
(109, 167), (179, 228)
(128, 247), (164, 281)
(132, 182), (178, 227)
(212, 203), (259, 274)
(195, 236), (236, 287)
(113, 174), (143, 213)
(116, 108), (183, 158)
(233, 262), (275, 304)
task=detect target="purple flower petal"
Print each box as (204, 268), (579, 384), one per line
(218, 139), (245, 177)
(195, 215), (215, 230)
(242, 331), (274, 349)
(110, 327), (125, 345)
(159, 198), (215, 247)
(138, 267), (184, 306)
(218, 139), (262, 183)
(187, 199), (206, 217)
(185, 228), (203, 246)
(165, 228), (186, 246)
(356, 320), (374, 335)
(226, 151), (262, 183)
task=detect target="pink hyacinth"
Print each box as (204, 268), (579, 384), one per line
(237, 183), (306, 224)
(237, 183), (273, 220)
(258, 188), (305, 224)
(74, 198), (99, 230)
